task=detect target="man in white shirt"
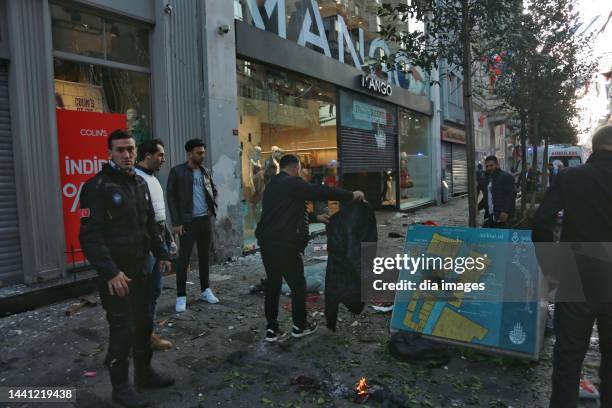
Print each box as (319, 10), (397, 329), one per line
(135, 139), (174, 351)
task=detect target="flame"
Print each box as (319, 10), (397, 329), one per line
(355, 377), (368, 396)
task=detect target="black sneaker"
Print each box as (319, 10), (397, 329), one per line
(291, 322), (318, 338)
(265, 328), (286, 342)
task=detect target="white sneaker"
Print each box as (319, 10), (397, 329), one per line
(201, 288), (219, 304)
(175, 296), (187, 313)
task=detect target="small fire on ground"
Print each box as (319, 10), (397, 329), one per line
(354, 377), (368, 403)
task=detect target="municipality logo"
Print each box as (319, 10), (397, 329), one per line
(509, 322), (527, 345)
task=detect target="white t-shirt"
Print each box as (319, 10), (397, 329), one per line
(135, 167), (166, 222)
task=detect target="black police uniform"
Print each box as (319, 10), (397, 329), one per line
(79, 162), (170, 398)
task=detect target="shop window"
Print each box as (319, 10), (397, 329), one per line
(51, 4), (150, 67)
(237, 58), (338, 249)
(54, 59), (152, 144)
(51, 4), (105, 59)
(51, 5), (152, 266)
(399, 109), (432, 208)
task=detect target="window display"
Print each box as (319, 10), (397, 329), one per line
(237, 58), (338, 247)
(399, 109), (433, 207)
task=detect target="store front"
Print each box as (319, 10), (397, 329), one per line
(237, 58), (339, 248)
(399, 109), (432, 208)
(441, 124), (468, 196)
(339, 89), (398, 208)
(235, 0), (436, 247)
(50, 3), (152, 265)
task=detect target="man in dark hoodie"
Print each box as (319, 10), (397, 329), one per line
(255, 154), (364, 342)
(533, 124), (612, 408)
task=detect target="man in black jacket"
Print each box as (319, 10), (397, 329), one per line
(79, 130), (174, 408)
(533, 125), (612, 408)
(255, 154), (364, 342)
(166, 139), (219, 313)
(478, 155), (515, 228)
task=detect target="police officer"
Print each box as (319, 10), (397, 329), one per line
(79, 130), (174, 408)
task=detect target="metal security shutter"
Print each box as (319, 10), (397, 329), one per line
(443, 143), (453, 193)
(340, 125), (398, 173)
(451, 144), (468, 195)
(0, 62), (23, 287)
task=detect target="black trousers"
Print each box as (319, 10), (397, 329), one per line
(98, 257), (152, 377)
(176, 216), (211, 297)
(261, 245), (307, 331)
(550, 302), (612, 407)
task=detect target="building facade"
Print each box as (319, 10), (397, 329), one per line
(0, 0), (440, 289)
(0, 0), (242, 288)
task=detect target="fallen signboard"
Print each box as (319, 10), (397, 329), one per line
(390, 225), (548, 360)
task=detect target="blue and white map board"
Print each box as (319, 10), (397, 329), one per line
(390, 225), (547, 360)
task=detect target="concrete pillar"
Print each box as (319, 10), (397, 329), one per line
(200, 1), (242, 261)
(7, 0), (66, 283)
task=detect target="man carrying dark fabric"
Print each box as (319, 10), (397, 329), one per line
(79, 130), (174, 408)
(255, 154), (364, 342)
(533, 124), (612, 408)
(167, 138), (219, 313)
(478, 155), (515, 228)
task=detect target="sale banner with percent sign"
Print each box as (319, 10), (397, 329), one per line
(56, 109), (126, 263)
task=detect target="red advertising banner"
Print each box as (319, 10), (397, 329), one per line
(56, 109), (126, 263)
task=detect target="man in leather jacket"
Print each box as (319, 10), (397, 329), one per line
(166, 138), (219, 313)
(255, 154), (364, 342)
(79, 130), (174, 408)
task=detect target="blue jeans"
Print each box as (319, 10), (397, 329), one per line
(147, 241), (167, 321)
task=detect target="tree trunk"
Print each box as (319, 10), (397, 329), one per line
(542, 136), (549, 191)
(530, 114), (539, 209)
(462, 0), (477, 227)
(519, 111), (528, 215)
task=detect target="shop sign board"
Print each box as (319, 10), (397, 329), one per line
(56, 109), (126, 263)
(245, 0), (427, 94)
(441, 125), (466, 144)
(359, 74), (393, 97)
(352, 100), (387, 125)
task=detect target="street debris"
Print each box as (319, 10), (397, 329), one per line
(249, 278), (267, 294)
(370, 304), (394, 313)
(65, 295), (97, 316)
(82, 371), (97, 378)
(282, 262), (326, 294)
(289, 375), (320, 392)
(191, 331), (206, 340)
(579, 379), (600, 399)
(388, 331), (450, 363)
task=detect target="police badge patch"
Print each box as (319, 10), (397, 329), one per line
(113, 193), (122, 204)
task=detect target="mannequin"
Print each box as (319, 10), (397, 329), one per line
(264, 146), (284, 184)
(324, 160), (339, 187)
(399, 152), (413, 199)
(247, 146), (264, 229)
(384, 171), (395, 204)
(126, 108), (150, 146)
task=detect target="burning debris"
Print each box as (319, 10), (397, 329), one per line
(353, 377), (408, 407)
(354, 377), (369, 403)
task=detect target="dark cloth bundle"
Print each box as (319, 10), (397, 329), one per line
(324, 201), (377, 331)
